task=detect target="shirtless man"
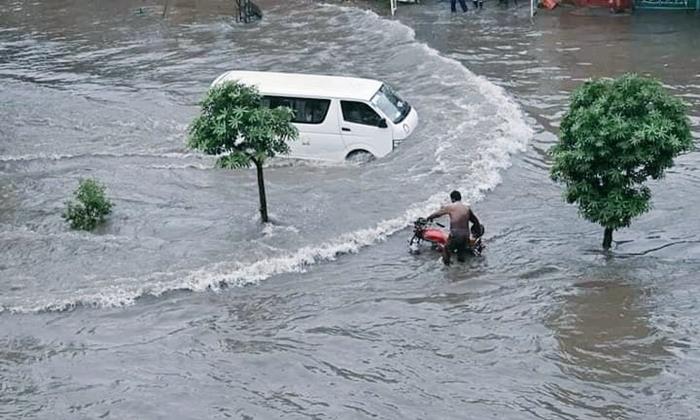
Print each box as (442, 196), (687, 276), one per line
(427, 190), (482, 265)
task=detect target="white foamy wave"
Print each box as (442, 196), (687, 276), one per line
(0, 223), (141, 245)
(419, 44), (532, 179)
(463, 76), (533, 202)
(0, 151), (201, 163)
(146, 163), (212, 170)
(264, 157), (346, 168)
(0, 153), (76, 162)
(320, 3), (418, 40)
(261, 223), (300, 238)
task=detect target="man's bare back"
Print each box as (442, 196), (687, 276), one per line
(429, 202), (471, 235)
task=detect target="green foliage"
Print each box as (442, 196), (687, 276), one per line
(550, 74), (693, 234)
(187, 81), (298, 168)
(63, 178), (113, 231)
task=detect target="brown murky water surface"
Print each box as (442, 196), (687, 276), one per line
(1, 0), (698, 418)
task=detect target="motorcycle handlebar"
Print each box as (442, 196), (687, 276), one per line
(417, 218), (445, 228)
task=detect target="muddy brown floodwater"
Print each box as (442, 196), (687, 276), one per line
(1, 0), (698, 418)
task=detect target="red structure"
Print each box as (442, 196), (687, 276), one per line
(572, 0), (631, 11)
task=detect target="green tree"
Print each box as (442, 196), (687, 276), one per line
(63, 178), (113, 231)
(187, 81), (298, 223)
(550, 74), (693, 249)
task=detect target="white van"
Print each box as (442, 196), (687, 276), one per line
(211, 71), (419, 162)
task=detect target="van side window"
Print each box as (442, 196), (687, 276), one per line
(262, 96), (330, 125)
(341, 101), (382, 126)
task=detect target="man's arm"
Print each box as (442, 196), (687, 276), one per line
(427, 206), (448, 221)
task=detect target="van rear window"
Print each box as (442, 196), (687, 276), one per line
(262, 96), (331, 125)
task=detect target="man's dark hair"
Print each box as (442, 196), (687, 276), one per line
(450, 190), (461, 202)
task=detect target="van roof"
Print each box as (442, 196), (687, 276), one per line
(213, 71), (384, 101)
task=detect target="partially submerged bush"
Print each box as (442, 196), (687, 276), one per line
(63, 178), (113, 231)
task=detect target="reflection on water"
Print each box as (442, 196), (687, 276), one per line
(0, 336), (46, 418)
(548, 278), (671, 383)
(0, 181), (19, 224)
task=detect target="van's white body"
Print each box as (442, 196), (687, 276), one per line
(212, 71), (419, 162)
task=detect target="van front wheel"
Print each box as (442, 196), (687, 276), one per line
(346, 150), (375, 164)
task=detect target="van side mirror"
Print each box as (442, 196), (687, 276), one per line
(378, 118), (388, 128)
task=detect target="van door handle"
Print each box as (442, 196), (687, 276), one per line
(301, 139), (310, 145)
(342, 127), (351, 132)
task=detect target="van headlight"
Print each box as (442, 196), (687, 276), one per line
(403, 123), (410, 134)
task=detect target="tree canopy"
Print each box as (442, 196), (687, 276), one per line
(188, 81), (298, 169)
(550, 74), (693, 248)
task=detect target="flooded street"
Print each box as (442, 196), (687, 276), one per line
(1, 0), (699, 418)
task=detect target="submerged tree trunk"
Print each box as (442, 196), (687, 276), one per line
(603, 227), (613, 250)
(254, 160), (268, 223)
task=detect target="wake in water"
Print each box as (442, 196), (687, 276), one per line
(0, 0), (531, 314)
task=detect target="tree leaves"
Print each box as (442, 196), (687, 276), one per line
(187, 81), (299, 168)
(550, 74), (693, 232)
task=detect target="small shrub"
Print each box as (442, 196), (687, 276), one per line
(63, 178), (113, 231)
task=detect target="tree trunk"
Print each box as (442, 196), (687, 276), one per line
(603, 227), (613, 250)
(254, 160), (268, 223)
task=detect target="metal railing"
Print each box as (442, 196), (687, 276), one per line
(635, 0), (696, 8)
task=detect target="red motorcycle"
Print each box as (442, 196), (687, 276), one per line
(408, 217), (484, 256)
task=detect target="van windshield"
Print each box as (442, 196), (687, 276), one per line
(370, 84), (411, 124)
